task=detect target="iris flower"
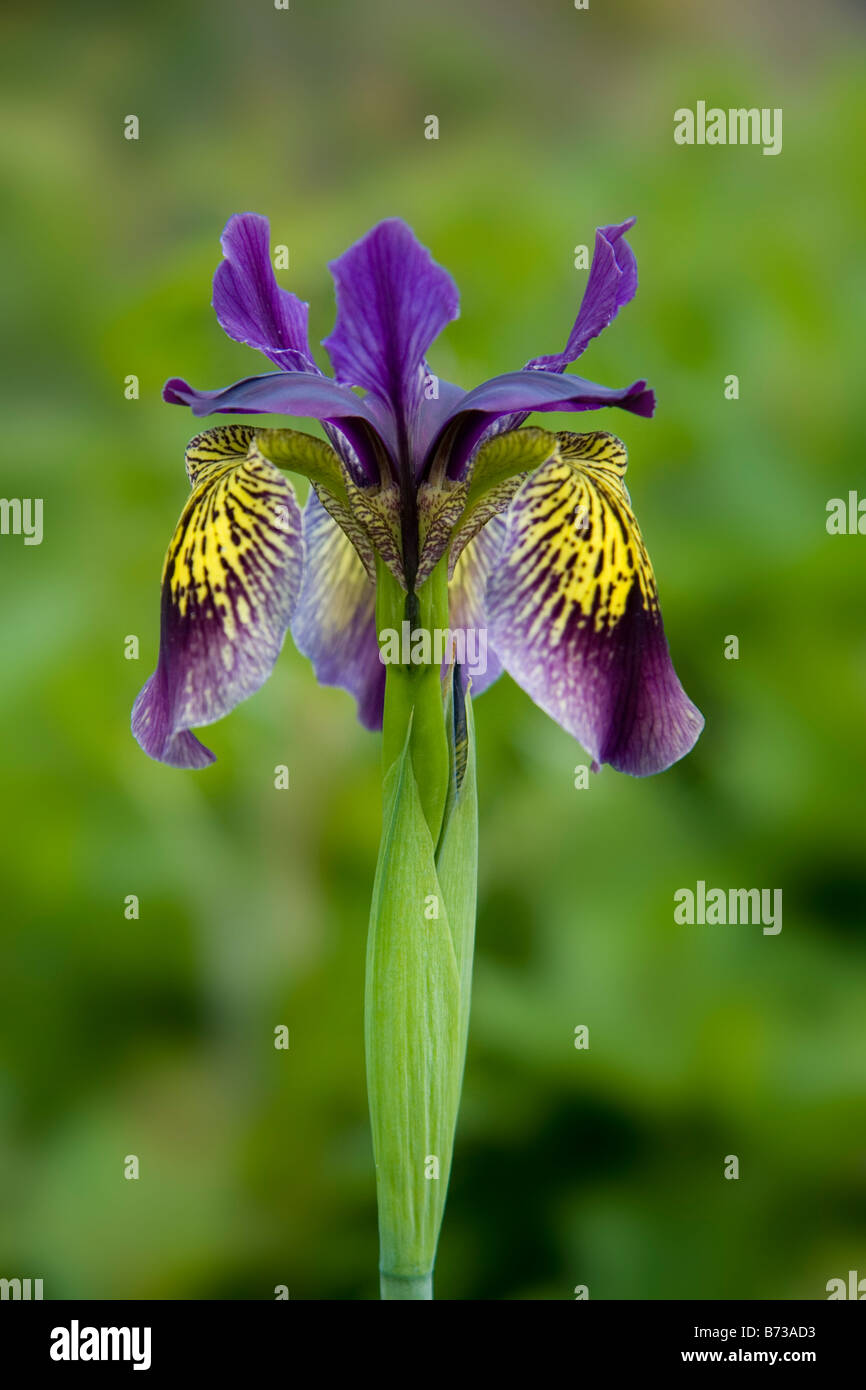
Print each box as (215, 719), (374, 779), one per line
(131, 213), (705, 1299)
(132, 214), (702, 776)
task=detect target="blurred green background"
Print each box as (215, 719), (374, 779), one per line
(1, 0), (864, 1299)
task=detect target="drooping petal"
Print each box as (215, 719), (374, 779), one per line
(132, 426), (304, 768)
(163, 371), (387, 485)
(486, 431), (703, 776)
(447, 517), (505, 699)
(322, 220), (459, 450)
(213, 213), (318, 373)
(290, 491), (385, 730)
(527, 219), (638, 372)
(429, 368), (654, 480)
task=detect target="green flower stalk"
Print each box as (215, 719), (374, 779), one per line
(132, 215), (703, 1299)
(367, 562), (477, 1298)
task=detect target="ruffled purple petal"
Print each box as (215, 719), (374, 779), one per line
(213, 213), (318, 373)
(322, 220), (459, 448)
(290, 491), (385, 730)
(527, 219), (638, 372)
(132, 430), (305, 768)
(490, 219), (641, 438)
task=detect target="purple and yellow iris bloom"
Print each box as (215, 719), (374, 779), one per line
(132, 214), (702, 777)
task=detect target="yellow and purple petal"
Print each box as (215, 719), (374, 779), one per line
(132, 426), (304, 768)
(486, 432), (703, 776)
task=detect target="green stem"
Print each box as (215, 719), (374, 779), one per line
(367, 556), (474, 1301)
(375, 557), (450, 840)
(380, 1272), (434, 1301)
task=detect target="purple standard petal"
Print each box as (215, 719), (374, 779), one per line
(163, 371), (386, 485)
(486, 447), (702, 776)
(213, 213), (317, 373)
(527, 219), (638, 372)
(322, 220), (459, 452)
(490, 219), (641, 439)
(290, 491), (385, 731)
(429, 368), (655, 479)
(132, 428), (305, 768)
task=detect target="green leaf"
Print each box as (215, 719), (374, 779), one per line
(365, 726), (462, 1287)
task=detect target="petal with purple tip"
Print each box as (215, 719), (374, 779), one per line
(290, 491), (385, 730)
(486, 431), (703, 775)
(132, 426), (304, 768)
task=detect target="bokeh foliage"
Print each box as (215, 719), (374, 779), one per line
(0, 0), (864, 1298)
